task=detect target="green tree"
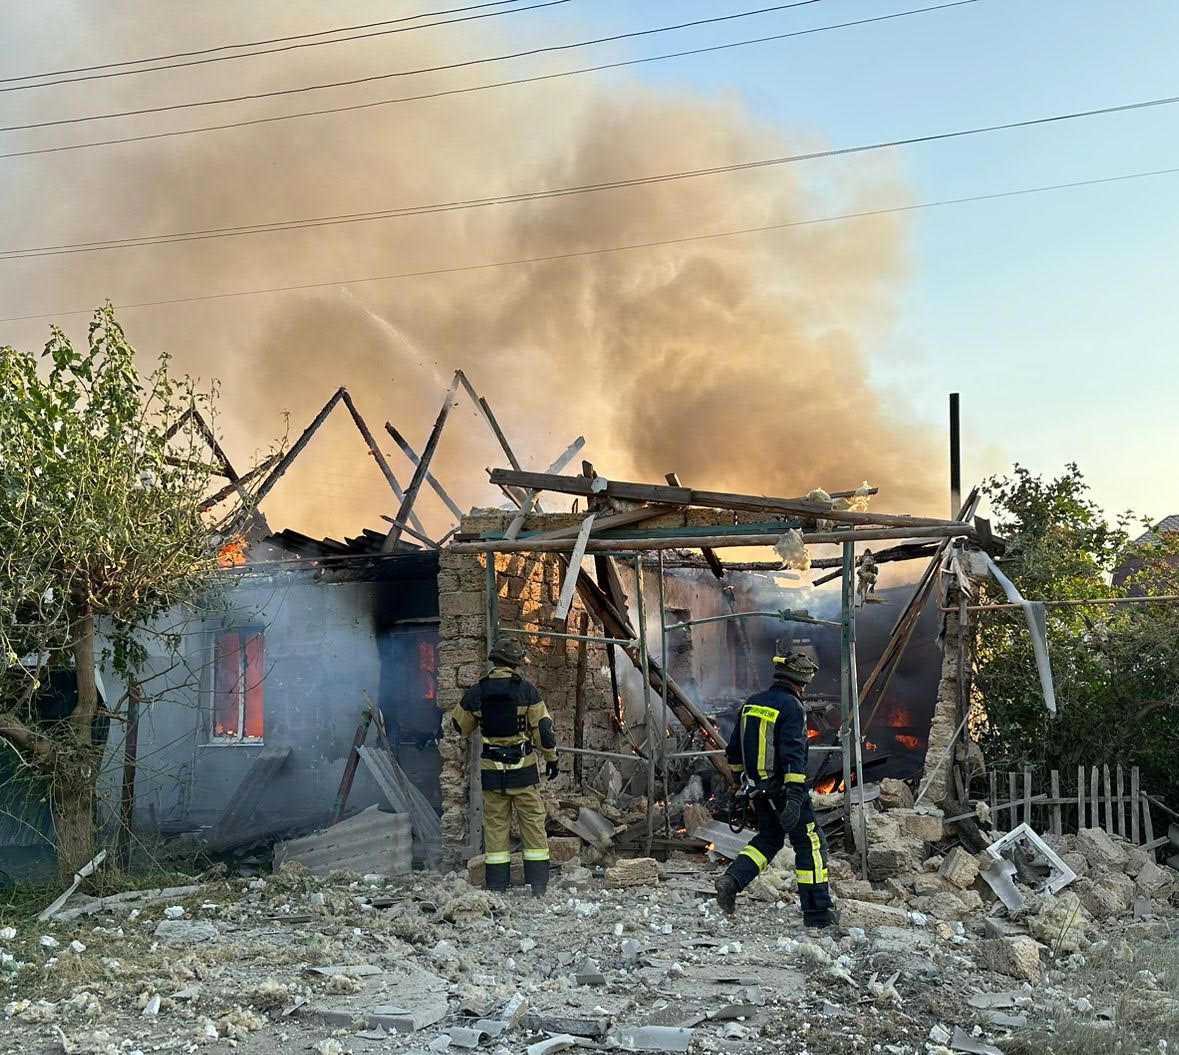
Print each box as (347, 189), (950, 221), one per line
(0, 307), (260, 881)
(974, 464), (1179, 808)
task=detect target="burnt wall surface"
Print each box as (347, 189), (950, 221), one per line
(436, 511), (620, 866)
(96, 551), (440, 843)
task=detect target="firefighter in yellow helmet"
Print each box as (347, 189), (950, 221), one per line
(449, 637), (558, 895)
(714, 650), (838, 928)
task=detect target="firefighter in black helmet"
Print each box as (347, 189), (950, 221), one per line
(714, 649), (838, 928)
(449, 636), (558, 896)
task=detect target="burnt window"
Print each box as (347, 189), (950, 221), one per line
(211, 629), (264, 743)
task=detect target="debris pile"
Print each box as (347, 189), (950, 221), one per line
(1, 814), (1175, 1055)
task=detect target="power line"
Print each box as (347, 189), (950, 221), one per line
(0, 1), (832, 132)
(2, 92), (1177, 261)
(0, 1), (572, 95)
(0, 1), (979, 161)
(2, 164), (1175, 325)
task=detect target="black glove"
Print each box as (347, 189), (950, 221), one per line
(776, 782), (807, 832)
(546, 760), (560, 780)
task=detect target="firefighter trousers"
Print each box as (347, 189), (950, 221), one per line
(725, 792), (834, 920)
(481, 783), (550, 894)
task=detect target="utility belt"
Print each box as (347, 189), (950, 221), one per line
(481, 741), (533, 766)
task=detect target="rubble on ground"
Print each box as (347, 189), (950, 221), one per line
(1, 796), (1175, 1055)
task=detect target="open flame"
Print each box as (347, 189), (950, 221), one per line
(217, 537), (248, 568)
(894, 734), (924, 750)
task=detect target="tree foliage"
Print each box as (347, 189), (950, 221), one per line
(974, 464), (1179, 807)
(0, 306), (253, 877)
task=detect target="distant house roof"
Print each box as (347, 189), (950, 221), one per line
(1132, 514), (1179, 545)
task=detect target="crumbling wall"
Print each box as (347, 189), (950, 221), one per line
(436, 510), (620, 866)
(921, 578), (976, 805)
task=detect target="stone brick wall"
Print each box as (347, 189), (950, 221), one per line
(436, 510), (622, 866)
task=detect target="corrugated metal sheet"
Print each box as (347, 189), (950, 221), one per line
(273, 805), (412, 877)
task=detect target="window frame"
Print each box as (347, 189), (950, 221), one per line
(207, 626), (266, 746)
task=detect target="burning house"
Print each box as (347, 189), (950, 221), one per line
(4, 372), (978, 877)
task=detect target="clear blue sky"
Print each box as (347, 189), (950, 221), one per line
(1, 1), (1176, 525)
(529, 0), (1179, 524)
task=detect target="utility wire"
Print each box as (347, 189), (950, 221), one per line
(0, 1), (979, 160)
(2, 93), (1177, 261)
(0, 0), (573, 94)
(0, 1), (832, 132)
(2, 164), (1176, 324)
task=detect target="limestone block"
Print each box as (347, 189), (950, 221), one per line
(604, 857), (660, 889)
(892, 808), (945, 844)
(439, 591), (485, 617)
(913, 874), (953, 897)
(1135, 860), (1174, 899)
(1061, 851), (1089, 878)
(978, 937), (1041, 981)
(838, 899), (910, 931)
(548, 837), (582, 865)
(1075, 827), (1130, 871)
(1075, 874), (1135, 919)
(909, 891), (972, 922)
(939, 847), (981, 890)
(1026, 892), (1091, 953)
(834, 880), (892, 904)
(878, 778), (915, 810)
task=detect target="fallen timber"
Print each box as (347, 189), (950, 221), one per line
(486, 469), (954, 530)
(449, 523), (974, 554)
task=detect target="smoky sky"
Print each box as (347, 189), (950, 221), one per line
(0, 2), (944, 539)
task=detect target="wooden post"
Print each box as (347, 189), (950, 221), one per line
(1103, 764), (1114, 835)
(1050, 770), (1062, 838)
(384, 422), (466, 521)
(1143, 797), (1155, 847)
(1116, 765), (1126, 837)
(1077, 765), (1085, 834)
(572, 612), (589, 789)
(1023, 767), (1033, 829)
(1008, 772), (1018, 829)
(1131, 766), (1141, 844)
(1090, 766), (1099, 829)
(116, 680), (142, 871)
(989, 770), (998, 826)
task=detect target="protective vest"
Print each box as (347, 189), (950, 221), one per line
(727, 680), (808, 793)
(476, 674), (530, 738)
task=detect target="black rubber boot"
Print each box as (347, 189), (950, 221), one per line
(803, 906), (839, 930)
(523, 859), (549, 897)
(485, 862), (510, 893)
(715, 874), (739, 915)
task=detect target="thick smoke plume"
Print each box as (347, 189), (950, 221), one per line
(0, 2), (944, 538)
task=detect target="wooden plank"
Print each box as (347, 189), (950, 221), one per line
(487, 469), (907, 525)
(384, 421), (465, 521)
(1131, 766), (1141, 844)
(554, 513), (597, 621)
(252, 388), (347, 508)
(1051, 770), (1062, 838)
(1143, 796), (1155, 847)
(990, 770), (998, 825)
(198, 452), (280, 511)
(1077, 765), (1085, 836)
(1024, 766), (1033, 829)
(452, 523), (972, 553)
(1103, 763), (1114, 835)
(383, 373), (461, 551)
(1090, 766), (1100, 829)
(1116, 765), (1126, 837)
(1008, 772), (1018, 829)
(208, 747), (292, 845)
(340, 391), (426, 537)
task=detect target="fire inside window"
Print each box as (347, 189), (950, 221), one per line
(419, 640), (437, 701)
(212, 630), (264, 742)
